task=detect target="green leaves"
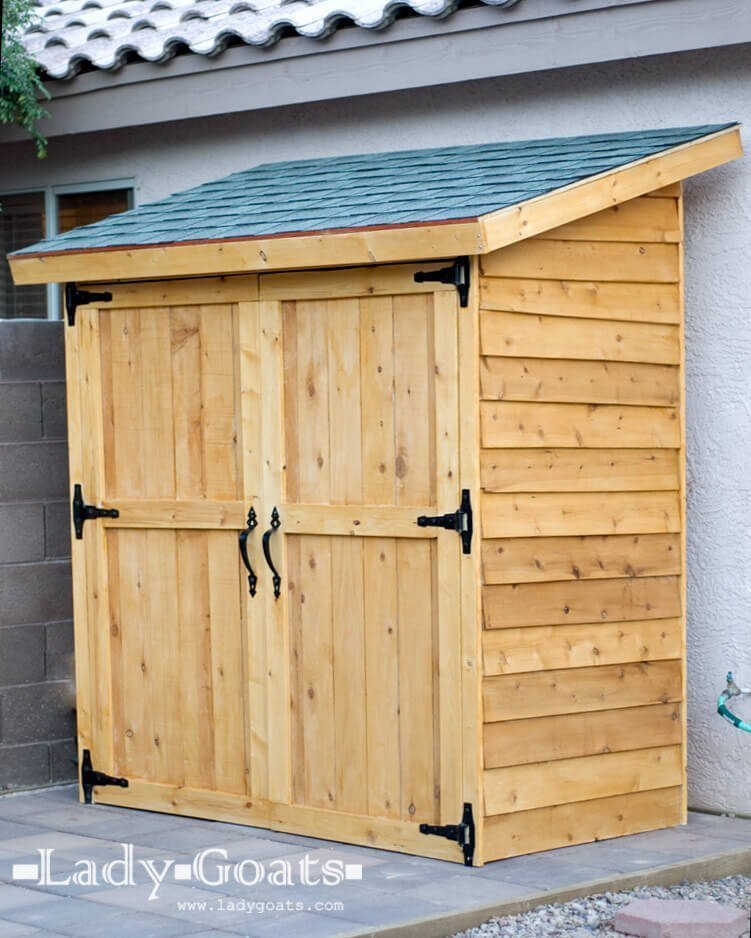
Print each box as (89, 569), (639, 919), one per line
(1, 0), (50, 157)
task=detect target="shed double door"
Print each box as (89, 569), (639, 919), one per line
(69, 266), (472, 859)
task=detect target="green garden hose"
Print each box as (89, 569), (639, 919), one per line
(717, 672), (751, 733)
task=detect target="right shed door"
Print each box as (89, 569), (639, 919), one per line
(248, 266), (473, 856)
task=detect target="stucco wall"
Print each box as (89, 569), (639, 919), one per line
(1, 43), (750, 812)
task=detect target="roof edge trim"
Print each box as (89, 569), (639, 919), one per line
(481, 123), (743, 252)
(9, 219), (486, 285)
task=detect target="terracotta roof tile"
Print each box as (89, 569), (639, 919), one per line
(25, 0), (521, 79)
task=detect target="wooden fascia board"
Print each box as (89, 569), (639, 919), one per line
(478, 125), (743, 252)
(8, 220), (486, 286)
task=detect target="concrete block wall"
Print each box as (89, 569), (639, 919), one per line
(0, 320), (76, 790)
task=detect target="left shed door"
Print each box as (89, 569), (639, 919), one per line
(66, 281), (258, 800)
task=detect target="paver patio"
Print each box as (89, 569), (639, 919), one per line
(0, 785), (749, 937)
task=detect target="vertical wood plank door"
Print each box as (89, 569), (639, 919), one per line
(68, 280), (259, 805)
(68, 269), (475, 862)
(253, 266), (469, 858)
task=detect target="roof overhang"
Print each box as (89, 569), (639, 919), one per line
(8, 123), (743, 287)
(2, 0), (748, 145)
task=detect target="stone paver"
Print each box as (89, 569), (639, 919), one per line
(403, 872), (537, 907)
(474, 853), (615, 890)
(0, 882), (61, 913)
(0, 926), (66, 938)
(0, 820), (49, 841)
(1, 895), (194, 938)
(614, 897), (749, 937)
(0, 785), (749, 937)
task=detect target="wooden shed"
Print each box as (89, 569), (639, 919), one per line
(9, 123), (743, 866)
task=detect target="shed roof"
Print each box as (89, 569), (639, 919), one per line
(9, 122), (743, 285)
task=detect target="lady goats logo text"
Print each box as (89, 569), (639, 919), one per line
(12, 845), (363, 901)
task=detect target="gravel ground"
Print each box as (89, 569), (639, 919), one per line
(454, 875), (751, 937)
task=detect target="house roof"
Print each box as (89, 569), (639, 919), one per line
(9, 122), (743, 285)
(27, 0), (520, 80)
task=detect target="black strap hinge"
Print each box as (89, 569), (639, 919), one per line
(72, 483), (119, 539)
(80, 749), (128, 805)
(416, 489), (473, 554)
(413, 257), (470, 307)
(65, 283), (112, 327)
(420, 802), (476, 866)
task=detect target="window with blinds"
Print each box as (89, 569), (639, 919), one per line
(0, 187), (132, 319)
(57, 189), (130, 235)
(0, 192), (47, 319)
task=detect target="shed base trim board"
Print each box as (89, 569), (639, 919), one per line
(88, 779), (470, 864)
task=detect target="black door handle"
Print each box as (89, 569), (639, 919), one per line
(239, 507), (259, 597)
(262, 507), (282, 600)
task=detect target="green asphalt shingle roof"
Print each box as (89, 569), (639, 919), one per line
(14, 123), (735, 257)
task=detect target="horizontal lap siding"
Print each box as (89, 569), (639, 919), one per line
(481, 358), (680, 406)
(482, 240), (679, 283)
(482, 618), (683, 675)
(480, 279), (680, 324)
(484, 744), (682, 815)
(483, 660), (683, 722)
(484, 703), (682, 769)
(481, 492), (681, 538)
(483, 576), (681, 628)
(478, 193), (686, 861)
(481, 449), (680, 493)
(482, 533), (681, 585)
(481, 402), (680, 448)
(481, 311), (680, 364)
(484, 788), (683, 861)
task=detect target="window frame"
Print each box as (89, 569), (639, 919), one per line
(1, 178), (135, 320)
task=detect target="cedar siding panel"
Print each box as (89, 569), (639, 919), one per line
(479, 193), (686, 859)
